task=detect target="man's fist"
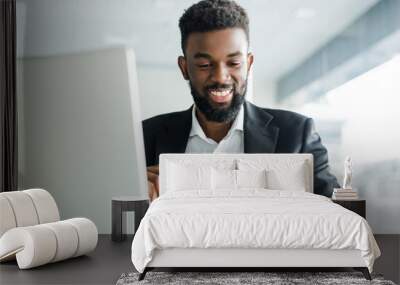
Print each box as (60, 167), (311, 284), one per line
(147, 165), (159, 202)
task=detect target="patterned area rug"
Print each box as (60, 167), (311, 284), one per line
(116, 271), (396, 285)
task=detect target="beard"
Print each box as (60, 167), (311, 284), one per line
(189, 80), (247, 123)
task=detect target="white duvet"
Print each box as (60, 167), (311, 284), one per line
(131, 190), (380, 273)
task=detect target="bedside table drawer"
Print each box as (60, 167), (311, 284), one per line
(332, 200), (366, 218)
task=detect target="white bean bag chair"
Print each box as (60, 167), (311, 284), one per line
(0, 189), (98, 269)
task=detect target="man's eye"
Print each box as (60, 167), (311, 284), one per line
(197, 64), (210, 68)
(229, 62), (241, 67)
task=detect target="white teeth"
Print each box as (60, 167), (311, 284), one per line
(209, 89), (232, 97)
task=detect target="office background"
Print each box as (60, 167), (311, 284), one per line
(15, 0), (400, 234)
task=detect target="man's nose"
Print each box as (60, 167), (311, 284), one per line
(211, 64), (231, 84)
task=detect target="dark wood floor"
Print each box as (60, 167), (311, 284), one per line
(0, 234), (398, 285)
(0, 235), (134, 285)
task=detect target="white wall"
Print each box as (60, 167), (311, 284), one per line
(18, 48), (147, 234)
(252, 74), (277, 109)
(136, 65), (192, 120)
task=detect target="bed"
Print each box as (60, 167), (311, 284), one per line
(131, 154), (380, 280)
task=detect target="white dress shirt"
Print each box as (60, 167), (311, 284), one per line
(185, 105), (244, 153)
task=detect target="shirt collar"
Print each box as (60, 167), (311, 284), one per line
(189, 104), (244, 139)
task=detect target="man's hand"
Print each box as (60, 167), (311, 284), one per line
(147, 165), (159, 202)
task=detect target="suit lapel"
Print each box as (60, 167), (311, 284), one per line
(244, 101), (279, 153)
(158, 106), (193, 154)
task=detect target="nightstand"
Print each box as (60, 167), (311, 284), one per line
(332, 199), (366, 218)
(111, 196), (149, 242)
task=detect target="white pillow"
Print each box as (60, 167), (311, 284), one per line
(266, 162), (307, 191)
(237, 159), (309, 192)
(212, 168), (236, 190)
(236, 169), (268, 188)
(166, 162), (211, 191)
(211, 169), (268, 190)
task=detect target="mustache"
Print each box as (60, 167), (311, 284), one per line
(205, 84), (234, 91)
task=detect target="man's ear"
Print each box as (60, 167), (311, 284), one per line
(178, 56), (189, 80)
(247, 52), (254, 73)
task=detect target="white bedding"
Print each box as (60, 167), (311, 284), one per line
(131, 190), (380, 273)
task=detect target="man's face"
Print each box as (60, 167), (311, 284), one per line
(178, 28), (253, 122)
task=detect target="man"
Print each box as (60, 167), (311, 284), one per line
(145, 0), (339, 201)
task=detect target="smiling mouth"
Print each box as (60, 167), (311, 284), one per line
(208, 87), (234, 103)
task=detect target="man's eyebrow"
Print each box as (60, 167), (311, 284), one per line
(193, 52), (212, 59)
(193, 51), (243, 59)
(227, 51), (243, 57)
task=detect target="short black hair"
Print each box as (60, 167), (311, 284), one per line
(179, 0), (250, 54)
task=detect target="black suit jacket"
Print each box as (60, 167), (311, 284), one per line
(142, 101), (339, 197)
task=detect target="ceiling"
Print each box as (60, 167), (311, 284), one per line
(17, 0), (379, 81)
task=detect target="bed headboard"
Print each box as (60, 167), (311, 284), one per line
(159, 154), (314, 195)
